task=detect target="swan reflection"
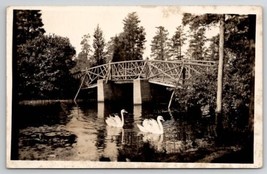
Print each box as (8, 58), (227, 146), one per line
(141, 133), (164, 152)
(102, 126), (124, 161)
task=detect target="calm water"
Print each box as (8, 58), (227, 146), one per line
(14, 101), (243, 162)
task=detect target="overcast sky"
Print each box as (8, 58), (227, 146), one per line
(41, 6), (219, 58)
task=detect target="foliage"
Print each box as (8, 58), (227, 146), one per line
(92, 25), (106, 66)
(182, 13), (220, 30)
(80, 34), (92, 56)
(187, 27), (207, 60)
(13, 10), (45, 46)
(222, 15), (255, 128)
(108, 12), (146, 62)
(169, 26), (186, 60)
(150, 26), (170, 60)
(179, 13), (255, 130)
(71, 34), (92, 73)
(206, 35), (219, 61)
(122, 12), (146, 61)
(174, 69), (217, 113)
(17, 35), (77, 99)
(111, 35), (127, 62)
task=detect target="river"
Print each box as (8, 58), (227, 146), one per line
(13, 100), (250, 162)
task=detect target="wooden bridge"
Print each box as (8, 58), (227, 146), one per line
(73, 59), (216, 103)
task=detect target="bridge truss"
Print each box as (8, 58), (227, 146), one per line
(73, 59), (217, 101)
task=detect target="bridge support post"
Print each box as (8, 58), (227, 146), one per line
(133, 79), (151, 104)
(97, 79), (113, 102)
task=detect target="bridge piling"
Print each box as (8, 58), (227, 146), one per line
(133, 79), (151, 104)
(97, 79), (113, 102)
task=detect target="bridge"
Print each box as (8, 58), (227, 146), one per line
(73, 59), (216, 104)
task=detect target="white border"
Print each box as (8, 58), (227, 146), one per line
(6, 5), (263, 168)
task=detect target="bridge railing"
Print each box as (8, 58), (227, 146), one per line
(74, 59), (217, 89)
(109, 60), (148, 81)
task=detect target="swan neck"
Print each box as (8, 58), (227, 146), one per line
(157, 118), (163, 133)
(121, 111), (124, 126)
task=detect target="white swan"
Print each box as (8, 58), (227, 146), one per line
(137, 116), (165, 134)
(105, 109), (127, 128)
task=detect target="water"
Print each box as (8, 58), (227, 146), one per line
(14, 101), (246, 162)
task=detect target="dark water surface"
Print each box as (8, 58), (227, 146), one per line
(13, 101), (252, 162)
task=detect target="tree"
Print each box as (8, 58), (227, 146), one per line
(182, 13), (256, 133)
(92, 25), (106, 65)
(150, 26), (170, 60)
(222, 15), (256, 130)
(106, 12), (146, 62)
(105, 37), (116, 63)
(121, 12), (146, 61)
(80, 33), (92, 59)
(12, 9), (46, 160)
(169, 26), (186, 60)
(206, 35), (219, 61)
(187, 27), (207, 60)
(72, 34), (92, 72)
(13, 10), (46, 98)
(17, 35), (77, 99)
(111, 35), (127, 62)
(13, 10), (45, 46)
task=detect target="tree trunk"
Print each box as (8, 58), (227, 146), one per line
(216, 15), (225, 116)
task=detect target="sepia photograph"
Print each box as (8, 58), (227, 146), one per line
(6, 6), (262, 168)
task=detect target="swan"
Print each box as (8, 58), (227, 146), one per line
(137, 116), (165, 134)
(105, 109), (127, 128)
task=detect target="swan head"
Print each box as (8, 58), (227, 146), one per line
(157, 115), (165, 122)
(121, 109), (128, 114)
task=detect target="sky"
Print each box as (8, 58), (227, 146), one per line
(41, 6), (219, 58)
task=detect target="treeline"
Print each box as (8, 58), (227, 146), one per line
(71, 12), (147, 73)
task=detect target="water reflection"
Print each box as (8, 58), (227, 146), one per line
(16, 101), (227, 162)
(103, 127), (124, 161)
(65, 106), (101, 160)
(97, 102), (105, 118)
(133, 105), (142, 122)
(141, 133), (164, 152)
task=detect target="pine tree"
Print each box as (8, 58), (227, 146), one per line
(187, 27), (207, 60)
(121, 12), (146, 60)
(169, 26), (186, 60)
(93, 25), (106, 65)
(150, 26), (170, 60)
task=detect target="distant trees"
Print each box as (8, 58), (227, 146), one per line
(150, 26), (170, 60)
(72, 12), (146, 69)
(150, 25), (186, 60)
(72, 25), (106, 72)
(169, 26), (185, 60)
(187, 27), (207, 60)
